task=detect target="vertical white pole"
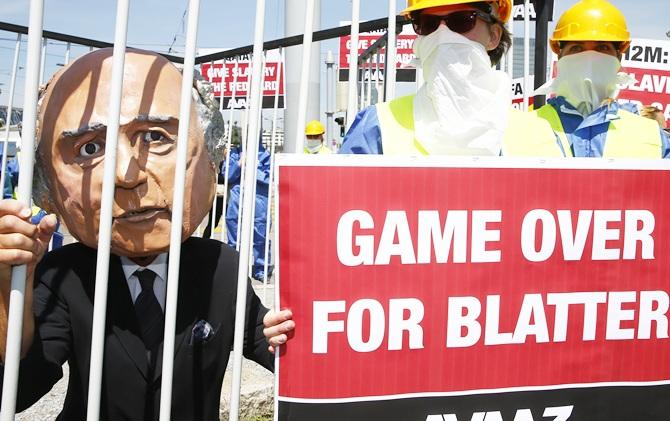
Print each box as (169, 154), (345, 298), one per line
(39, 37), (47, 85)
(523, 0), (530, 111)
(374, 51), (380, 104)
(359, 67), (364, 109)
(386, 0), (397, 101)
(0, 34), (21, 196)
(64, 42), (71, 65)
(366, 57), (373, 107)
(229, 0), (266, 419)
(159, 0), (201, 419)
(208, 61), (218, 238)
(346, 0), (360, 129)
(262, 48), (283, 305)
(235, 63), (255, 251)
(85, 1), (130, 419)
(293, 0), (316, 153)
(324, 50), (335, 146)
(220, 58), (240, 243)
(506, 20), (514, 78)
(0, 1), (43, 418)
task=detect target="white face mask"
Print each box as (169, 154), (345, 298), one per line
(305, 139), (322, 153)
(536, 51), (621, 116)
(411, 24), (511, 156)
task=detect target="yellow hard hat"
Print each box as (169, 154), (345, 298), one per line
(305, 120), (325, 136)
(401, 0), (512, 23)
(550, 0), (630, 54)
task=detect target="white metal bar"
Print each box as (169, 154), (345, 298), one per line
(64, 41), (71, 65)
(208, 60), (218, 238)
(159, 0), (201, 419)
(39, 37), (46, 85)
(229, 0), (266, 419)
(366, 57), (372, 107)
(246, 54), (266, 278)
(293, 0), (316, 153)
(235, 61), (255, 251)
(0, 1), (43, 419)
(262, 47), (283, 305)
(506, 20), (514, 78)
(0, 34), (21, 196)
(324, 50), (335, 146)
(346, 0), (360, 129)
(85, 1), (130, 418)
(220, 58), (240, 243)
(386, 0), (397, 101)
(374, 51), (380, 105)
(359, 67), (364, 109)
(523, 0), (530, 111)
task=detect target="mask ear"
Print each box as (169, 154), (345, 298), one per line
(486, 23), (503, 52)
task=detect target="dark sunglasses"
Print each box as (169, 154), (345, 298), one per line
(410, 10), (495, 36)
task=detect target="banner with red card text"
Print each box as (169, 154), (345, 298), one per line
(199, 49), (284, 110)
(275, 155), (670, 421)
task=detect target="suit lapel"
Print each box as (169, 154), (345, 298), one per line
(152, 244), (198, 383)
(107, 256), (150, 380)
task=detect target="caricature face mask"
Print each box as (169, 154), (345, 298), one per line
(37, 49), (216, 257)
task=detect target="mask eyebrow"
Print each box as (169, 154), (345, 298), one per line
(134, 115), (178, 124)
(60, 122), (106, 139)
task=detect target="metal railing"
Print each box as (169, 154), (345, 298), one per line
(0, 1), (547, 420)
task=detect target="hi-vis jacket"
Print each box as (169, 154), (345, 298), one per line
(532, 97), (670, 158)
(340, 95), (561, 157)
(340, 95), (670, 159)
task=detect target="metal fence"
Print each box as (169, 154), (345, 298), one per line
(0, 1), (540, 420)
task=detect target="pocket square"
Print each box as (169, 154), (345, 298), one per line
(190, 319), (216, 345)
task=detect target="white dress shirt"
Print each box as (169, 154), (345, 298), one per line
(120, 253), (168, 311)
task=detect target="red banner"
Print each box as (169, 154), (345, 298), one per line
(338, 33), (417, 70)
(276, 156), (670, 421)
(618, 39), (670, 126)
(199, 52), (285, 109)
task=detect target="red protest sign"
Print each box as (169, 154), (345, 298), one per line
(338, 24), (417, 82)
(619, 38), (670, 127)
(275, 156), (670, 421)
(199, 50), (284, 109)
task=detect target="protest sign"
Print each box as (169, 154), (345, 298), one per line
(619, 38), (670, 127)
(199, 49), (284, 110)
(338, 24), (417, 82)
(275, 155), (670, 421)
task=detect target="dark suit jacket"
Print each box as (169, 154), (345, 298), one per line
(1, 237), (273, 420)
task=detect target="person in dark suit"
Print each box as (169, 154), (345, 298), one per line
(0, 48), (292, 420)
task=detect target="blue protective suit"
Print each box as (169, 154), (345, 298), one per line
(224, 144), (272, 280)
(1, 156), (19, 198)
(543, 97), (670, 158)
(339, 106), (384, 154)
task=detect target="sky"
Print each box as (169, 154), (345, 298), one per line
(0, 0), (669, 115)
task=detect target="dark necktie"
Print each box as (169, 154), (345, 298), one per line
(133, 269), (164, 354)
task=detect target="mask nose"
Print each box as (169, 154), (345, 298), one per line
(115, 136), (148, 189)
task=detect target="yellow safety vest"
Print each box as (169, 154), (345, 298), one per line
(375, 95), (562, 157)
(533, 104), (662, 158)
(304, 145), (332, 154)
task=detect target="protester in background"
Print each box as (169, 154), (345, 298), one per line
(339, 0), (560, 157)
(304, 120), (331, 154)
(532, 0), (670, 158)
(223, 140), (273, 281)
(640, 105), (668, 130)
